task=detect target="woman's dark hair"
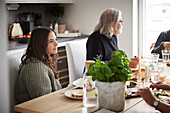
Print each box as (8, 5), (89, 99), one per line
(19, 27), (59, 78)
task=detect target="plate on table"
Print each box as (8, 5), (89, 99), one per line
(65, 89), (83, 99)
(153, 90), (170, 103)
(73, 78), (83, 88)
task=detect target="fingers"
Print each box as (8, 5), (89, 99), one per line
(136, 87), (149, 95)
(156, 81), (162, 84)
(150, 81), (162, 89)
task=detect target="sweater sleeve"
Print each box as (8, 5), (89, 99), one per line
(87, 35), (104, 60)
(151, 32), (166, 58)
(25, 62), (55, 99)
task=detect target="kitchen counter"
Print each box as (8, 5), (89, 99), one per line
(8, 34), (89, 50)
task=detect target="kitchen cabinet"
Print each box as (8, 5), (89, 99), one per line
(6, 0), (74, 3)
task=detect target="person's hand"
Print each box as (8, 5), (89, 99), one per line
(163, 42), (170, 50)
(136, 87), (156, 107)
(150, 81), (170, 90)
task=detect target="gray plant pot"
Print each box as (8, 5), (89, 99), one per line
(95, 80), (125, 112)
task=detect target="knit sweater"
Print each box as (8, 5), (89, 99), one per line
(15, 58), (62, 103)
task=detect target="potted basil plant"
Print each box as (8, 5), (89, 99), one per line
(86, 50), (132, 112)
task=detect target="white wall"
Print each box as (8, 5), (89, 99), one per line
(64, 0), (134, 58)
(0, 0), (10, 113)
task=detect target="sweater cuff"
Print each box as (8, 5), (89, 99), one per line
(160, 41), (165, 50)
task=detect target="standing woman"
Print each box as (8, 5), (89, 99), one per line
(87, 8), (123, 61)
(15, 27), (62, 103)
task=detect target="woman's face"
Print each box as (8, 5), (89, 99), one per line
(46, 31), (58, 55)
(112, 16), (123, 35)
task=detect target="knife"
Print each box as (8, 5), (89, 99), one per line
(127, 87), (137, 97)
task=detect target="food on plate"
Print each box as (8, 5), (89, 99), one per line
(71, 91), (83, 97)
(90, 92), (96, 97)
(154, 90), (170, 102)
(154, 90), (170, 97)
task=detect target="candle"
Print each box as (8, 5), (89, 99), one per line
(145, 64), (149, 83)
(137, 60), (141, 82)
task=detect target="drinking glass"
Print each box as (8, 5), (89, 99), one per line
(150, 67), (159, 83)
(161, 50), (169, 64)
(150, 53), (159, 66)
(157, 62), (166, 75)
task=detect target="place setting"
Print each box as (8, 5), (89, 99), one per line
(63, 78), (83, 99)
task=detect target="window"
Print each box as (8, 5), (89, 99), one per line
(141, 0), (170, 56)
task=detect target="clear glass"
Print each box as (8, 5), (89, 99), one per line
(83, 71), (97, 107)
(161, 50), (169, 64)
(150, 53), (159, 66)
(150, 65), (159, 83)
(157, 62), (167, 81)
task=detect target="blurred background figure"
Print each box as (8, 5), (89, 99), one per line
(151, 30), (170, 58)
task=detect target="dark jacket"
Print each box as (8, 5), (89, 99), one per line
(86, 31), (118, 61)
(151, 30), (170, 58)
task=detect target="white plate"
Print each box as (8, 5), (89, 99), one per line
(65, 88), (97, 100)
(65, 89), (83, 99)
(73, 78), (83, 88)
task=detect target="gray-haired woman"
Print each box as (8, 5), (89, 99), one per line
(86, 8), (123, 61)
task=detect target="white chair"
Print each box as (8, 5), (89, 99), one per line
(7, 49), (25, 113)
(65, 38), (87, 85)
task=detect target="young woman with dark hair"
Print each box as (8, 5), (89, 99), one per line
(15, 27), (61, 103)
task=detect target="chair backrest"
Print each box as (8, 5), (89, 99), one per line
(7, 49), (24, 113)
(65, 38), (87, 85)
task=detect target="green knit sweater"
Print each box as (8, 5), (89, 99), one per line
(15, 58), (62, 103)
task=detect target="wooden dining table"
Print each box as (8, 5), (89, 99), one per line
(14, 84), (161, 113)
(14, 64), (170, 113)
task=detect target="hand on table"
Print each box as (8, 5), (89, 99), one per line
(136, 87), (156, 107)
(150, 81), (170, 90)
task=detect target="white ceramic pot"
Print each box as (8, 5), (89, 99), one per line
(95, 80), (125, 112)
